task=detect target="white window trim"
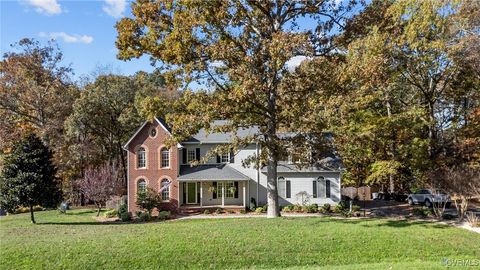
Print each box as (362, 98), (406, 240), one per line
(160, 179), (170, 202)
(160, 148), (170, 168)
(187, 149), (196, 163)
(220, 152), (230, 163)
(136, 147), (147, 169)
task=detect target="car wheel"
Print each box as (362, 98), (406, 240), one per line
(425, 199), (432, 208)
(408, 198), (414, 205)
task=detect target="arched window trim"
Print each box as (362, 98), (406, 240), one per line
(137, 178), (147, 194)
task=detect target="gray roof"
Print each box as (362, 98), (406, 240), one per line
(261, 157), (344, 173)
(178, 164), (251, 181)
(183, 120), (259, 144)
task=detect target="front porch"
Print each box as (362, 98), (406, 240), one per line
(179, 180), (249, 208)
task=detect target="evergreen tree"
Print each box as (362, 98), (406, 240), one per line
(0, 133), (62, 223)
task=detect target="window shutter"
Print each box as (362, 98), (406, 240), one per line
(182, 182), (186, 204)
(212, 182), (217, 199)
(216, 155), (221, 163)
(230, 149), (235, 163)
(182, 148), (187, 164)
(326, 180), (331, 198)
(195, 148), (200, 161)
(313, 181), (317, 198)
(234, 181), (239, 198)
(286, 181), (291, 198)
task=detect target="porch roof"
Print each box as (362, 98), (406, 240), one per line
(178, 164), (250, 181)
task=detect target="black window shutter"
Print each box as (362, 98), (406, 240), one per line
(234, 181), (239, 198)
(197, 182), (200, 203)
(326, 180), (331, 198)
(196, 148), (200, 161)
(230, 149), (235, 163)
(216, 155), (221, 163)
(212, 182), (217, 199)
(182, 182), (186, 204)
(182, 148), (187, 164)
(313, 181), (317, 198)
(286, 180), (291, 198)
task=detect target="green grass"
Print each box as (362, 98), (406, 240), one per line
(1, 209), (479, 269)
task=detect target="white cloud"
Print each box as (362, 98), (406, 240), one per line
(25, 0), (62, 15)
(285, 56), (309, 71)
(103, 0), (126, 18)
(39, 32), (94, 44)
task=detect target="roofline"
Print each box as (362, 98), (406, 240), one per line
(123, 121), (149, 150)
(261, 170), (342, 174)
(123, 118), (183, 150)
(177, 178), (250, 181)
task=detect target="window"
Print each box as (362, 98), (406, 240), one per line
(313, 176), (325, 198)
(187, 149), (196, 162)
(150, 127), (157, 137)
(160, 148), (170, 168)
(216, 182), (236, 198)
(137, 147), (146, 168)
(160, 179), (170, 201)
(277, 177), (286, 198)
(137, 179), (147, 193)
(325, 180), (331, 198)
(221, 153), (229, 163)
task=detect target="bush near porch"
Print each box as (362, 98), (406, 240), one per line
(1, 209), (479, 269)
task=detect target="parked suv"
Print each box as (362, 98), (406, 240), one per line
(407, 189), (451, 208)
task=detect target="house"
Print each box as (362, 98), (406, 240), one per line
(123, 117), (343, 213)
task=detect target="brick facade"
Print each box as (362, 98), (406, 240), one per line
(126, 120), (179, 214)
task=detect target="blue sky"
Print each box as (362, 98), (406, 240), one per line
(1, 0), (154, 81)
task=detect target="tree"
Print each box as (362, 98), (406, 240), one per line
(432, 166), (480, 221)
(0, 38), (77, 151)
(136, 187), (159, 215)
(77, 163), (121, 217)
(309, 0), (479, 191)
(116, 0), (360, 218)
(0, 133), (62, 223)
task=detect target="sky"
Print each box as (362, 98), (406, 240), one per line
(0, 0), (155, 80)
(0, 0), (354, 83)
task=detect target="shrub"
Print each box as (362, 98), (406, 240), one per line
(351, 204), (361, 212)
(215, 208), (223, 214)
(138, 212), (151, 222)
(442, 213), (456, 220)
(158, 211), (171, 220)
(120, 211), (132, 222)
(249, 197), (257, 212)
(104, 209), (118, 218)
(227, 209), (235, 214)
(466, 212), (479, 227)
(33, 205), (44, 211)
(302, 204), (318, 213)
(135, 211), (142, 217)
(136, 187), (160, 214)
(293, 204), (303, 212)
(262, 204), (268, 212)
(203, 209), (211, 215)
(239, 209), (246, 214)
(413, 207), (432, 218)
(255, 207), (263, 214)
(282, 206), (291, 213)
(117, 204), (128, 218)
(321, 203), (331, 213)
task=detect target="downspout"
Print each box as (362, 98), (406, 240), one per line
(256, 142), (260, 203)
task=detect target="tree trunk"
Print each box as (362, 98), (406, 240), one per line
(266, 156), (280, 218)
(386, 93), (395, 193)
(95, 203), (101, 217)
(29, 204), (36, 224)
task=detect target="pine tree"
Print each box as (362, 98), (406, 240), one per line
(0, 133), (62, 223)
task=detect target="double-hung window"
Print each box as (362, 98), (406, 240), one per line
(187, 149), (196, 162)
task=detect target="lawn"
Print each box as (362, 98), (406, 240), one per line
(0, 210), (479, 269)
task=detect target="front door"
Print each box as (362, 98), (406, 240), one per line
(186, 182), (197, 204)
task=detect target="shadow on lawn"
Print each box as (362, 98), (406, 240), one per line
(37, 221), (126, 226)
(308, 217), (449, 229)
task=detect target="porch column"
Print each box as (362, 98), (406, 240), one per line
(243, 181), (246, 207)
(221, 182), (225, 207)
(200, 182), (203, 207)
